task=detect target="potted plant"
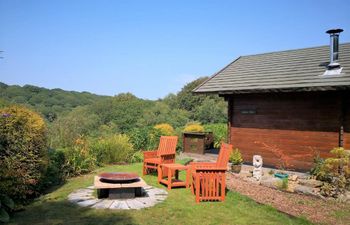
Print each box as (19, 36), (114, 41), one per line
(229, 148), (243, 173)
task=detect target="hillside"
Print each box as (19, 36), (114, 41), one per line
(0, 82), (110, 121)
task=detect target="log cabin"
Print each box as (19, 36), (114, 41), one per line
(193, 29), (350, 171)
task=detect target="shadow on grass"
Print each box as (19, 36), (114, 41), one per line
(9, 200), (137, 225)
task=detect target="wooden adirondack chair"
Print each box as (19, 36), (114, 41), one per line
(190, 142), (233, 202)
(142, 136), (178, 175)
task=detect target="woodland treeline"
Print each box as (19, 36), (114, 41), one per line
(0, 77), (226, 137)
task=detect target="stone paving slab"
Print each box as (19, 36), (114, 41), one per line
(68, 185), (168, 210)
(77, 199), (101, 207)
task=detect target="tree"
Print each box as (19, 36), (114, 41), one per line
(162, 77), (227, 124)
(90, 93), (153, 132)
(49, 106), (102, 148)
(194, 97), (227, 123)
(138, 102), (189, 128)
(176, 77), (209, 112)
(0, 82), (109, 122)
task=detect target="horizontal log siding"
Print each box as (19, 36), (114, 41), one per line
(229, 91), (349, 171)
(345, 94), (350, 149)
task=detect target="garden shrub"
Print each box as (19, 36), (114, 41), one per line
(204, 123), (227, 148)
(62, 137), (96, 177)
(128, 127), (162, 151)
(0, 106), (48, 205)
(130, 151), (143, 163)
(174, 127), (184, 152)
(313, 147), (350, 198)
(89, 134), (134, 165)
(310, 152), (325, 178)
(183, 122), (204, 133)
(41, 148), (67, 188)
(154, 123), (174, 136)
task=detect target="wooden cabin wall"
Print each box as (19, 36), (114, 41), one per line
(344, 92), (350, 149)
(228, 91), (349, 171)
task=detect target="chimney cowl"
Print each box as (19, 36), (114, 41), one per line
(326, 28), (343, 70)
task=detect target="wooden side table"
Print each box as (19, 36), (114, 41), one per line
(158, 163), (190, 190)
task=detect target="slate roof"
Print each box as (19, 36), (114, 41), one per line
(193, 43), (350, 94)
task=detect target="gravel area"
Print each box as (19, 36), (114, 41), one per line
(226, 173), (350, 225)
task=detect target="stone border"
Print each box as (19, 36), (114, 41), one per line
(68, 185), (168, 210)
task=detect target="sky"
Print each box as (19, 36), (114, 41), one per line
(0, 1), (349, 100)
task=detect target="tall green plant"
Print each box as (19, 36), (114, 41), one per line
(62, 137), (96, 177)
(204, 123), (227, 148)
(128, 127), (162, 151)
(89, 134), (134, 165)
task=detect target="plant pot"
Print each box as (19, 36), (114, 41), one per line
(231, 164), (242, 174)
(274, 173), (289, 179)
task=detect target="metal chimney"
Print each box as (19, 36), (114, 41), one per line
(326, 28), (343, 69)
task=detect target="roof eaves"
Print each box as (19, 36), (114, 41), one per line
(192, 56), (241, 93)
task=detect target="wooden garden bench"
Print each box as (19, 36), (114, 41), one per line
(142, 136), (178, 175)
(189, 142), (233, 202)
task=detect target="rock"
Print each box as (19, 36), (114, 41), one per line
(299, 179), (323, 188)
(338, 191), (350, 203)
(286, 181), (297, 192)
(294, 185), (315, 196)
(289, 175), (298, 182)
(260, 177), (280, 189)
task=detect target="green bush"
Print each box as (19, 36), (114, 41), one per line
(174, 127), (184, 152)
(89, 134), (134, 165)
(130, 151), (144, 163)
(41, 148), (67, 188)
(204, 123), (227, 148)
(0, 106), (48, 204)
(313, 147), (350, 198)
(310, 152), (325, 178)
(62, 137), (96, 177)
(128, 127), (162, 151)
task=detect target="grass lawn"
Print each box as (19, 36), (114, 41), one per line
(8, 162), (312, 225)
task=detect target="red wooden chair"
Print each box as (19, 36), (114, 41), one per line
(190, 142), (233, 202)
(142, 136), (178, 175)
